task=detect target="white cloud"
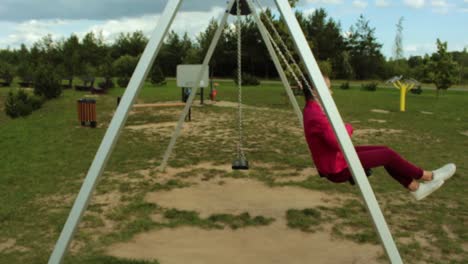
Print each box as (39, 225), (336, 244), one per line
(302, 8), (317, 17)
(0, 19), (69, 48)
(431, 0), (448, 7)
(404, 41), (467, 56)
(375, 0), (391, 7)
(403, 0), (425, 8)
(430, 0), (454, 14)
(353, 0), (369, 8)
(0, 7), (226, 48)
(305, 0), (343, 4)
(405, 43), (433, 55)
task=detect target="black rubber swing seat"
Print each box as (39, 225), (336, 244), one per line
(232, 158), (249, 170)
(229, 0), (252, 16)
(348, 169), (373, 186)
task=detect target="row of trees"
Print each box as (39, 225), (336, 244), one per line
(0, 8), (466, 89)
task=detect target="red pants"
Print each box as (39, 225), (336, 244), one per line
(326, 146), (423, 187)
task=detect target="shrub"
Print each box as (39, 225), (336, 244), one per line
(34, 66), (62, 99)
(361, 82), (378, 91)
(340, 82), (350, 90)
(113, 55), (138, 87)
(0, 62), (15, 84)
(150, 64), (166, 86)
(318, 60), (333, 77)
(117, 77), (130, 88)
(234, 72), (260, 86)
(410, 85), (423, 95)
(4, 89), (44, 118)
(98, 79), (115, 89)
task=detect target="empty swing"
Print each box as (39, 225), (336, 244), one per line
(232, 0), (249, 170)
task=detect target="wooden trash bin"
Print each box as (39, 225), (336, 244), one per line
(77, 99), (97, 128)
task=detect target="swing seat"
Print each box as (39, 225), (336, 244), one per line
(232, 158), (249, 170)
(348, 169), (373, 186)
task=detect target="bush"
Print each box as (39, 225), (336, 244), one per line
(0, 62), (15, 84)
(4, 89), (44, 118)
(361, 82), (378, 91)
(113, 55), (138, 82)
(150, 64), (166, 86)
(340, 82), (350, 90)
(410, 85), (423, 95)
(34, 66), (62, 99)
(234, 72), (260, 86)
(117, 77), (130, 88)
(98, 79), (115, 89)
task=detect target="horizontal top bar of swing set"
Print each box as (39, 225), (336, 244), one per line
(133, 102), (186, 108)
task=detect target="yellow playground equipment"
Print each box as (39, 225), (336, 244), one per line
(386, 76), (420, 112)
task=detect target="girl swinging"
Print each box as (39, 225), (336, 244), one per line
(302, 76), (456, 200)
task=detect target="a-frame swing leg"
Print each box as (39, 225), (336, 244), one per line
(273, 0), (403, 263)
(159, 0), (236, 172)
(245, 0), (303, 128)
(47, 1), (183, 263)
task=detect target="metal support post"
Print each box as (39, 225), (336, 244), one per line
(159, 0), (236, 171)
(47, 1), (183, 263)
(273, 0), (403, 263)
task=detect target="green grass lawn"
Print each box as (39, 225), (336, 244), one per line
(0, 79), (467, 263)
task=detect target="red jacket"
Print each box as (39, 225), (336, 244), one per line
(303, 100), (353, 174)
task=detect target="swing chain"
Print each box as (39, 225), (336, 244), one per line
(236, 0), (246, 160)
(266, 30), (303, 92)
(254, 0), (314, 94)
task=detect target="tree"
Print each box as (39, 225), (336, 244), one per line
(81, 31), (105, 69)
(98, 52), (115, 89)
(150, 63), (166, 85)
(34, 65), (62, 99)
(0, 61), (15, 85)
(334, 51), (354, 79)
(288, 0), (299, 7)
(113, 55), (139, 87)
(196, 19), (225, 76)
(15, 44), (33, 83)
(33, 34), (62, 66)
(429, 39), (458, 96)
(452, 48), (468, 84)
(393, 17), (404, 60)
(346, 15), (385, 79)
(61, 34), (82, 86)
(113, 31), (148, 58)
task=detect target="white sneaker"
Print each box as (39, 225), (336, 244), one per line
(432, 163), (456, 182)
(411, 180), (444, 201)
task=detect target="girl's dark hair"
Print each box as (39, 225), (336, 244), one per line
(302, 77), (314, 102)
(302, 75), (329, 102)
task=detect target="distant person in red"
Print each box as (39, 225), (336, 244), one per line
(210, 87), (218, 101)
(302, 75), (456, 200)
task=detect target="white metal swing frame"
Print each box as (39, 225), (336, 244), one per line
(47, 1), (403, 263)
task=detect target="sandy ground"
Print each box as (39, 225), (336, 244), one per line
(371, 109), (390, 114)
(107, 223), (382, 264)
(102, 103), (388, 263)
(106, 178), (383, 264)
(354, 128), (403, 137)
(0, 239), (29, 253)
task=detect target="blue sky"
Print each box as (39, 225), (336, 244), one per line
(0, 0), (466, 59)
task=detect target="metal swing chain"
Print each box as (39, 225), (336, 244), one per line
(254, 0), (314, 93)
(266, 28), (303, 91)
(236, 0), (246, 160)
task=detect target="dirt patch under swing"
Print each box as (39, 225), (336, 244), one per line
(354, 128), (403, 137)
(105, 178), (383, 263)
(106, 222), (382, 264)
